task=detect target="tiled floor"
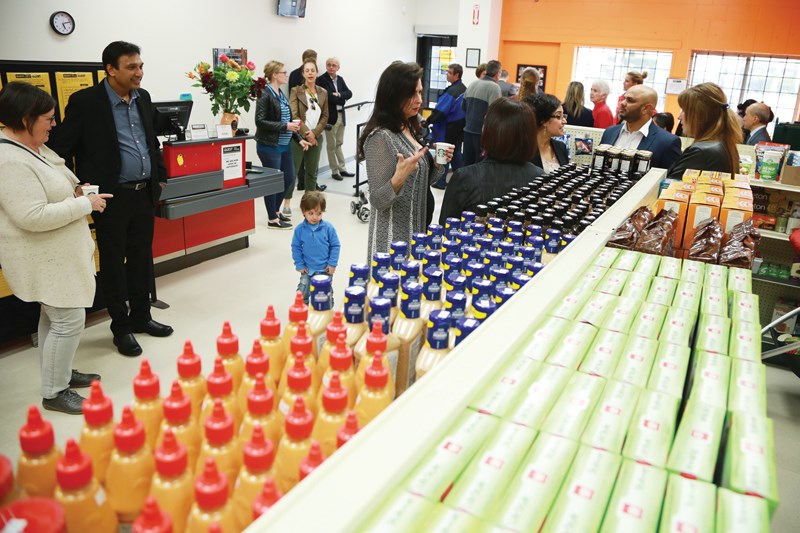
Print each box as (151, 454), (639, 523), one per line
(0, 185), (797, 530)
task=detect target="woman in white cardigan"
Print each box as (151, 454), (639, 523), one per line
(0, 83), (112, 414)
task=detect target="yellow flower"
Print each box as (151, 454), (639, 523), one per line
(225, 71), (238, 82)
(228, 59), (241, 71)
(186, 72), (196, 79)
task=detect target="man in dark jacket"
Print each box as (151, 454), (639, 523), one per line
(462, 60), (502, 166)
(316, 57), (354, 180)
(428, 63), (466, 189)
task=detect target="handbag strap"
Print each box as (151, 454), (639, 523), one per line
(0, 139), (54, 168)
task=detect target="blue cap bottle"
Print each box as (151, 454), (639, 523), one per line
(527, 262), (545, 277)
(368, 297), (392, 334)
(505, 255), (525, 277)
(371, 252), (391, 284)
(473, 236), (493, 259)
(427, 223), (444, 251)
(309, 274), (333, 311)
(389, 241), (408, 271)
(530, 236), (545, 262)
(471, 297), (497, 322)
(423, 250), (441, 268)
(469, 222), (486, 236)
(400, 260), (422, 286)
(545, 229), (562, 255)
(421, 266), (443, 302)
(460, 245), (480, 263)
(444, 291), (467, 321)
(497, 241), (515, 261)
(483, 250), (504, 270)
(511, 272), (532, 290)
(442, 240), (461, 263)
(494, 285), (516, 306)
(518, 246), (537, 268)
(562, 231), (577, 248)
(455, 231), (474, 247)
(343, 286), (366, 324)
(443, 255), (464, 277)
(487, 217), (504, 230)
(464, 260), (487, 288)
(378, 271), (400, 310)
(460, 210), (476, 232)
(526, 224), (543, 239)
(426, 310), (451, 350)
(399, 281), (423, 319)
(488, 227), (505, 247)
(471, 278), (495, 304)
(506, 220), (523, 233)
(444, 217), (461, 240)
(488, 266), (509, 290)
(506, 231), (524, 254)
(454, 317), (480, 346)
(444, 271), (467, 295)
(410, 233), (428, 260)
(349, 263), (370, 288)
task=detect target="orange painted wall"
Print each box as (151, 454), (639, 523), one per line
(499, 0), (800, 117)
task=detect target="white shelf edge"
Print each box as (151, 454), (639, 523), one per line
(750, 180), (800, 193)
(759, 229), (790, 241)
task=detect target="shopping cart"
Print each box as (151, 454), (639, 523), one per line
(762, 306), (800, 378)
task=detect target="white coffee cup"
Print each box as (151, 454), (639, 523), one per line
(81, 185), (99, 196)
(435, 142), (454, 164)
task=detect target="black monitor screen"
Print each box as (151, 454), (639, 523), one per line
(278, 0), (306, 18)
(153, 100), (193, 140)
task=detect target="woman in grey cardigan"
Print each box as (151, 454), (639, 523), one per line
(357, 61), (452, 261)
(0, 83), (110, 414)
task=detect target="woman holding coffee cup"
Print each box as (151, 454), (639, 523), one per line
(0, 82), (110, 414)
(289, 59), (329, 194)
(357, 61), (452, 260)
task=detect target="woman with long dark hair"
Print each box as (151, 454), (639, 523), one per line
(357, 61), (452, 260)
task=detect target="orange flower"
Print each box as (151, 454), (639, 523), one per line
(186, 71), (197, 79)
(227, 59), (241, 71)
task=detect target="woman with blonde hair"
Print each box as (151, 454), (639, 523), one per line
(517, 67), (540, 101)
(563, 81), (593, 127)
(666, 82), (742, 180)
(616, 70), (648, 121)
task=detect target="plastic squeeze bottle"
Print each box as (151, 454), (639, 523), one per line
(273, 396), (315, 493)
(306, 274), (335, 356)
(186, 458), (235, 533)
(54, 439), (118, 533)
(240, 373), (282, 446)
(17, 405), (61, 497)
(79, 381), (114, 484)
(105, 406), (156, 523)
(159, 381), (201, 475)
(0, 454), (20, 505)
(348, 263), (370, 289)
(355, 353), (393, 427)
(318, 334), (358, 410)
(237, 340), (273, 418)
(354, 306), (398, 399)
(132, 359), (164, 451)
(216, 321), (245, 394)
(311, 372), (349, 457)
(196, 399), (242, 489)
(367, 252), (391, 303)
(200, 358), (242, 431)
(342, 285), (369, 348)
(283, 292), (316, 360)
(336, 411), (361, 449)
(277, 321), (319, 399)
(378, 271), (401, 328)
(415, 309), (453, 380)
(392, 281), (425, 395)
(252, 477), (283, 522)
(260, 305), (287, 387)
(419, 266), (445, 323)
(277, 355), (318, 429)
(176, 340), (207, 421)
(149, 429), (192, 533)
(317, 310), (347, 380)
(299, 440), (325, 481)
(231, 425), (275, 531)
(132, 497), (173, 533)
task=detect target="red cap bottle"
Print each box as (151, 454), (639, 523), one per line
(207, 358), (233, 398)
(55, 439), (92, 491)
(133, 496), (173, 533)
(245, 340), (269, 378)
(285, 397), (314, 440)
(290, 322), (313, 358)
(83, 381), (114, 428)
(243, 425), (275, 474)
(299, 440), (325, 481)
(217, 321), (239, 356)
(286, 356), (311, 393)
(329, 335), (353, 372)
(154, 428), (187, 478)
(321, 372), (348, 414)
(194, 458), (229, 512)
(288, 292), (308, 323)
(133, 359), (160, 401)
(204, 399), (234, 446)
(0, 454), (13, 501)
(163, 381), (191, 424)
(114, 406), (146, 453)
(260, 305), (281, 338)
(19, 405), (55, 456)
(247, 374), (274, 416)
(364, 351), (389, 390)
(365, 320), (388, 354)
(177, 341), (202, 379)
(337, 411), (361, 449)
(252, 477), (283, 520)
(325, 311), (347, 344)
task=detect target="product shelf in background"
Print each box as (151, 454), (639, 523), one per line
(751, 180), (800, 194)
(753, 274), (800, 290)
(759, 229), (790, 241)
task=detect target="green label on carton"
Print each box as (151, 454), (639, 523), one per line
(695, 314), (731, 355)
(689, 350), (731, 410)
(700, 285), (729, 318)
(576, 265), (607, 292)
(729, 319), (762, 362)
(727, 267), (752, 294)
(613, 335), (658, 388)
(597, 268), (630, 296)
(647, 276), (678, 307)
(728, 359), (767, 416)
(623, 389), (680, 467)
(721, 412), (779, 513)
(730, 291), (760, 326)
(576, 292), (618, 327)
(580, 329), (628, 378)
(600, 459), (668, 533)
(469, 358), (541, 418)
(612, 249), (641, 272)
(600, 296), (642, 334)
(633, 253), (661, 278)
(647, 343), (690, 399)
(581, 379), (641, 453)
(629, 301), (668, 340)
(704, 264), (728, 289)
(620, 271), (653, 301)
(594, 247), (620, 268)
(546, 321), (598, 370)
(550, 287), (592, 321)
(657, 256), (682, 280)
(681, 260), (706, 285)
(520, 316), (571, 362)
(540, 372), (606, 440)
(673, 280), (701, 312)
(666, 397), (726, 482)
(660, 307), (698, 347)
(716, 487), (770, 533)
(659, 474), (716, 533)
(506, 364), (574, 429)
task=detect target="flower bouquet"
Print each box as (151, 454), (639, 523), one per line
(187, 54), (266, 117)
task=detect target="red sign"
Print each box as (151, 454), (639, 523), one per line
(472, 4), (480, 25)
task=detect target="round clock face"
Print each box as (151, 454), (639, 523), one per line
(50, 11), (75, 35)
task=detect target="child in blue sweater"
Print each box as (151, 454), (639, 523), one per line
(291, 191), (341, 303)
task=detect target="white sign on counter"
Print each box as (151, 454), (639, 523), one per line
(221, 143), (243, 180)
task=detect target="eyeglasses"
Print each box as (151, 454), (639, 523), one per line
(277, 70), (287, 74)
(43, 116), (56, 124)
(550, 113), (567, 121)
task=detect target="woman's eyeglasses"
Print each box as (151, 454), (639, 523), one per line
(550, 113), (567, 121)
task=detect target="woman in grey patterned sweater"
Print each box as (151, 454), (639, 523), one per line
(357, 61), (452, 262)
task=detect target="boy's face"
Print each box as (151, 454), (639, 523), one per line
(303, 207), (324, 225)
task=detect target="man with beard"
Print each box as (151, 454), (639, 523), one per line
(599, 85), (682, 170)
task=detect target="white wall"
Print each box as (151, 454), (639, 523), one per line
(456, 0), (503, 84)
(0, 0), (424, 167)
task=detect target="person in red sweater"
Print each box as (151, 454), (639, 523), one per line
(590, 80), (614, 129)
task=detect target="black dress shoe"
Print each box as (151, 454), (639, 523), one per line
(113, 333), (143, 357)
(69, 369), (101, 388)
(132, 320), (174, 337)
(316, 184), (327, 191)
(331, 173), (343, 181)
(42, 389), (85, 415)
(340, 170), (355, 177)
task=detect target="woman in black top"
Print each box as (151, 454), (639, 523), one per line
(563, 81), (594, 127)
(523, 93), (570, 172)
(439, 98), (543, 223)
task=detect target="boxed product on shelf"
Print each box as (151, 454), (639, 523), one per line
(659, 306), (698, 346)
(730, 291), (760, 325)
(728, 267), (753, 293)
(656, 187), (690, 249)
(520, 315), (572, 361)
(539, 372), (605, 440)
(599, 295), (642, 334)
(728, 359), (768, 416)
(359, 490), (436, 531)
(580, 379), (641, 453)
(666, 397), (726, 482)
(720, 195), (754, 236)
(658, 474), (717, 533)
(490, 434), (580, 532)
(575, 292), (617, 327)
(596, 268), (629, 296)
(684, 193), (722, 246)
(628, 301), (668, 340)
(705, 263), (728, 288)
(505, 364), (574, 429)
(752, 213), (778, 231)
(646, 276), (678, 306)
(545, 321), (598, 370)
(619, 272), (652, 301)
(594, 247), (620, 268)
(647, 342), (691, 399)
(681, 259), (705, 284)
(612, 249), (642, 272)
(579, 329), (628, 378)
(729, 319), (762, 362)
(634, 253), (661, 277)
(716, 487), (771, 532)
(688, 349), (732, 409)
(673, 280), (702, 312)
(695, 314), (731, 354)
(700, 285), (728, 317)
(424, 505), (489, 531)
(613, 335), (659, 388)
(550, 286), (593, 321)
(622, 389), (680, 468)
(754, 141), (790, 181)
(771, 298), (799, 335)
(658, 256), (682, 279)
(469, 357), (541, 418)
(600, 459), (668, 532)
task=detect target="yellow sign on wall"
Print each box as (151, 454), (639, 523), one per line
(439, 49), (455, 72)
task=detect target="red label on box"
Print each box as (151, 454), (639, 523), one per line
(574, 485), (594, 499)
(443, 441), (462, 454)
(622, 502), (644, 518)
(528, 469), (548, 483)
(485, 456), (505, 469)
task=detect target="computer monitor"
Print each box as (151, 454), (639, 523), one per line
(153, 100), (193, 141)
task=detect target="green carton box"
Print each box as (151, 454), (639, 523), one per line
(540, 446), (622, 533)
(506, 364), (574, 429)
(576, 265), (607, 292)
(549, 287), (592, 321)
(445, 421), (537, 518)
(600, 460), (668, 533)
(728, 359), (767, 416)
(613, 335), (658, 388)
(647, 343), (691, 399)
(673, 280), (702, 312)
(646, 276), (678, 306)
(633, 253), (661, 278)
(620, 271), (653, 301)
(576, 292), (618, 327)
(659, 474), (717, 533)
(629, 301), (668, 340)
(666, 397), (726, 482)
(359, 490), (436, 532)
(716, 487), (770, 533)
(581, 379), (641, 453)
(700, 285), (729, 317)
(469, 358), (541, 418)
(727, 267), (752, 294)
(704, 264), (728, 289)
(540, 372), (606, 440)
(689, 350), (731, 409)
(546, 321), (598, 370)
(597, 268), (630, 296)
(657, 256), (682, 280)
(491, 434), (579, 533)
(659, 307), (698, 347)
(695, 314), (731, 355)
(405, 410), (499, 500)
(425, 505), (488, 533)
(600, 296), (643, 334)
(729, 319), (762, 362)
(681, 259), (706, 285)
(730, 291), (759, 325)
(622, 389), (680, 467)
(594, 247), (620, 268)
(579, 329), (628, 378)
(612, 249), (641, 272)
(520, 316), (571, 362)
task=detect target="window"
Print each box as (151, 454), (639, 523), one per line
(572, 46), (673, 112)
(689, 52), (800, 133)
(416, 35), (457, 107)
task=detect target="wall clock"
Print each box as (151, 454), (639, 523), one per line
(49, 11), (75, 36)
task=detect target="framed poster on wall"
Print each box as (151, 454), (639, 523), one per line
(516, 64), (547, 92)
